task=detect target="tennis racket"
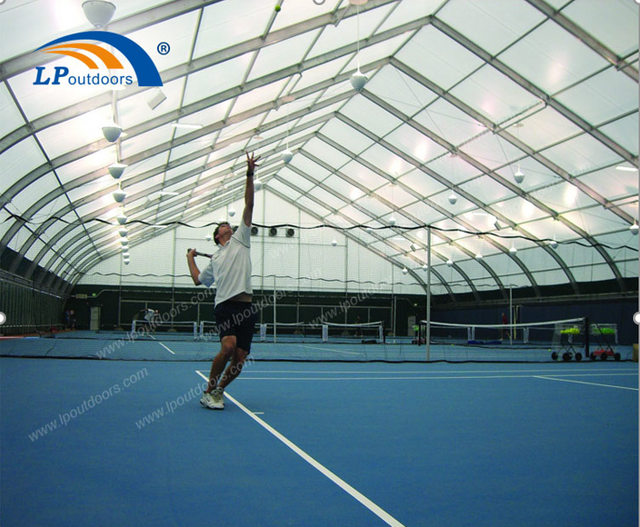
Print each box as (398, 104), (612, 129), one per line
(187, 248), (213, 258)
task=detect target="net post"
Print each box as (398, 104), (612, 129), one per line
(584, 316), (589, 358)
(426, 226), (431, 362)
(273, 275), (277, 344)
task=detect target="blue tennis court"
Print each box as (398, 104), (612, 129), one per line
(2, 355), (637, 527)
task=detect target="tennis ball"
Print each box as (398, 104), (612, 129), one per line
(275, 4), (281, 11)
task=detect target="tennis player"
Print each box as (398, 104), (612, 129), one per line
(187, 152), (260, 410)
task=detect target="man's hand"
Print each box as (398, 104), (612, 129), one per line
(246, 152), (260, 177)
(187, 248), (202, 285)
(244, 152), (260, 227)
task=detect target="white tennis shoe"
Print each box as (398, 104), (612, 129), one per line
(200, 389), (224, 410)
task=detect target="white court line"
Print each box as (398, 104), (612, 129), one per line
(231, 373), (639, 382)
(533, 376), (638, 391)
(296, 344), (362, 356)
(150, 336), (176, 355)
(241, 368), (637, 375)
(195, 371), (405, 527)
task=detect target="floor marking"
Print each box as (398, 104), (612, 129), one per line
(230, 373), (639, 382)
(296, 344), (362, 355)
(533, 376), (638, 391)
(241, 368), (637, 375)
(195, 371), (405, 527)
(150, 336), (176, 355)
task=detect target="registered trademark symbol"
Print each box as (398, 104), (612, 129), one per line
(157, 42), (170, 55)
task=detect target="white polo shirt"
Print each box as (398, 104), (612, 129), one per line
(198, 221), (252, 306)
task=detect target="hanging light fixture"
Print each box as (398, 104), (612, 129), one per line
(108, 163), (127, 179)
(630, 222), (639, 235)
(509, 245), (518, 254)
(118, 227), (128, 237)
(116, 211), (127, 225)
(448, 153), (458, 205)
(446, 258), (454, 267)
(513, 123), (525, 184)
(102, 122), (122, 142)
(402, 267), (408, 275)
(82, 1), (116, 28)
(228, 206), (236, 217)
(388, 215), (397, 226)
(350, 1), (368, 91)
(331, 239), (338, 247)
(422, 263), (428, 272)
(112, 185), (126, 203)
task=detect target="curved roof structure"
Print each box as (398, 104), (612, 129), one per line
(1, 0), (638, 298)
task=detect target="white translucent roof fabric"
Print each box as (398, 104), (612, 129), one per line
(0, 0), (638, 296)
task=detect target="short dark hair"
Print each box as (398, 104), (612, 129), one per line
(213, 222), (230, 245)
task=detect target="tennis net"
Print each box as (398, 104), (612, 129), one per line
(420, 317), (588, 362)
(198, 320), (385, 344)
(131, 320), (199, 341)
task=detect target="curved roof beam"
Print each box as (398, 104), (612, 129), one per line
(388, 61), (626, 291)
(523, 0), (638, 83)
(284, 155), (480, 300)
(319, 126), (541, 297)
(430, 18), (637, 166)
(4, 96), (343, 272)
(1, 2), (420, 155)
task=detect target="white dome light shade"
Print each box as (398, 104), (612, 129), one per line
(228, 207), (236, 217)
(446, 259), (454, 267)
(509, 246), (518, 254)
(205, 234), (213, 242)
(475, 252), (483, 260)
(117, 214), (127, 225)
(350, 71), (368, 91)
(549, 239), (558, 249)
(102, 124), (122, 142)
(118, 227), (128, 237)
(108, 163), (127, 179)
(513, 169), (525, 184)
(402, 267), (408, 275)
(331, 240), (337, 247)
(422, 264), (428, 271)
(448, 192), (458, 205)
(281, 150), (294, 163)
(112, 189), (126, 203)
(389, 215), (397, 226)
(120, 239), (129, 247)
(254, 179), (263, 191)
(630, 223), (639, 235)
(123, 260), (130, 265)
(82, 1), (116, 28)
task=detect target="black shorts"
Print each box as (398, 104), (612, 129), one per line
(214, 301), (257, 353)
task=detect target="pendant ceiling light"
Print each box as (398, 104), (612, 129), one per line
(350, 1), (368, 91)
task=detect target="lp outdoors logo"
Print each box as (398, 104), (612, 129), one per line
(33, 31), (163, 87)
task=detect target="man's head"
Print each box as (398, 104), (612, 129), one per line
(213, 222), (232, 245)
